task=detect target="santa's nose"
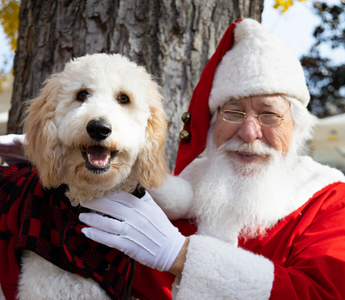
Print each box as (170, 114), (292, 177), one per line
(237, 116), (263, 142)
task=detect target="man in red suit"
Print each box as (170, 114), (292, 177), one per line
(80, 18), (345, 300)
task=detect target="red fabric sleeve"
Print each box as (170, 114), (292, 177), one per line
(268, 183), (345, 299)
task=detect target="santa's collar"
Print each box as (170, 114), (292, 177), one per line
(283, 156), (345, 214)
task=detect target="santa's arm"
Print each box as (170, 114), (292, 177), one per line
(174, 234), (345, 300)
(268, 204), (345, 299)
(174, 196), (345, 300)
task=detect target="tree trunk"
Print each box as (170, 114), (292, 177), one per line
(8, 0), (263, 170)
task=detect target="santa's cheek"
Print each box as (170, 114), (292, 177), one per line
(213, 123), (229, 148)
(265, 126), (292, 153)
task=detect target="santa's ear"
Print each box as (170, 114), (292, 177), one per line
(137, 86), (168, 189)
(23, 75), (64, 188)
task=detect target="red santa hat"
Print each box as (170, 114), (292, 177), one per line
(174, 18), (310, 176)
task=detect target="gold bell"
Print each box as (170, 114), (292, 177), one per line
(179, 129), (191, 141)
(181, 112), (191, 125)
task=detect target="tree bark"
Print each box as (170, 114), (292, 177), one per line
(8, 0), (263, 170)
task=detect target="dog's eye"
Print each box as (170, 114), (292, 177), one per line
(77, 90), (89, 102)
(118, 94), (130, 104)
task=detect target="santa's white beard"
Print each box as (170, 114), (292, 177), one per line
(192, 138), (298, 243)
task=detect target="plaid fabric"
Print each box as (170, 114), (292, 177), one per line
(0, 163), (135, 300)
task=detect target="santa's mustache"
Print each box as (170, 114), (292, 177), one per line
(220, 140), (278, 157)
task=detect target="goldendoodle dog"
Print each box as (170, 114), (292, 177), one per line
(0, 53), (167, 300)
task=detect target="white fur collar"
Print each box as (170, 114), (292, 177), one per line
(276, 156), (345, 218)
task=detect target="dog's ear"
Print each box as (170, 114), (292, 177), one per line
(137, 88), (168, 189)
(23, 75), (64, 189)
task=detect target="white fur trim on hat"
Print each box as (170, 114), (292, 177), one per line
(209, 19), (310, 114)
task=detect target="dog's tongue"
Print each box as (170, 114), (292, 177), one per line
(87, 146), (111, 166)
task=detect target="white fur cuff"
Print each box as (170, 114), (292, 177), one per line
(149, 173), (194, 220)
(174, 235), (274, 300)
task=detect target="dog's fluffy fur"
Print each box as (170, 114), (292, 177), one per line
(11, 53), (167, 299)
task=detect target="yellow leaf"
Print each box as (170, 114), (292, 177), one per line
(274, 0), (303, 12)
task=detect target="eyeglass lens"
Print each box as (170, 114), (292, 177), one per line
(223, 111), (282, 127)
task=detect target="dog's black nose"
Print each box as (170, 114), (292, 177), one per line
(86, 119), (112, 140)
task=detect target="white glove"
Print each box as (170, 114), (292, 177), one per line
(79, 191), (186, 272)
(0, 134), (28, 165)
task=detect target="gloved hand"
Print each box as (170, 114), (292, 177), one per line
(79, 191), (186, 272)
(0, 134), (28, 165)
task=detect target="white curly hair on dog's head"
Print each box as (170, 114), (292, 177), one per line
(23, 53), (167, 205)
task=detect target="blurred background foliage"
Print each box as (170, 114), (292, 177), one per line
(300, 1), (345, 118)
(0, 0), (344, 119)
(0, 0), (19, 91)
(0, 0), (19, 51)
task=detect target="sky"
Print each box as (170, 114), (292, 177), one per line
(0, 0), (345, 71)
(0, 24), (12, 73)
(262, 0), (345, 65)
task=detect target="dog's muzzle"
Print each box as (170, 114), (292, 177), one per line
(81, 118), (118, 173)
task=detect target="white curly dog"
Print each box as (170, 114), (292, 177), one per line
(0, 53), (167, 300)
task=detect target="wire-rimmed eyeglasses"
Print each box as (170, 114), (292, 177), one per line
(219, 104), (291, 128)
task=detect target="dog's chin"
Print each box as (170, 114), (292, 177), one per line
(81, 145), (119, 174)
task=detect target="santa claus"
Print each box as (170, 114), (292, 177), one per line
(78, 18), (345, 299)
(3, 18), (345, 300)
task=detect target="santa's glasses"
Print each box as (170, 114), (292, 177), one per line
(219, 104), (291, 128)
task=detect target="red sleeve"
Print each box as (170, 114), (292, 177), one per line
(131, 219), (197, 300)
(269, 185), (345, 299)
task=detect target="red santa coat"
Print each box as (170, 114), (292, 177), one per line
(132, 180), (345, 299)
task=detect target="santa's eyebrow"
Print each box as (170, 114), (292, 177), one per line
(222, 100), (243, 107)
(259, 103), (276, 108)
(221, 100), (283, 111)
(224, 101), (278, 108)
